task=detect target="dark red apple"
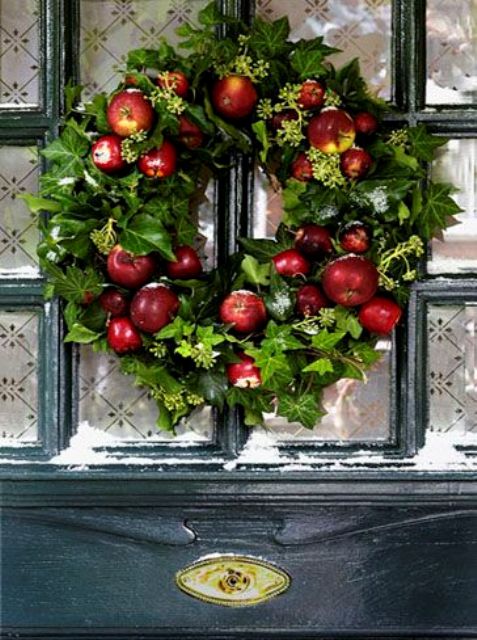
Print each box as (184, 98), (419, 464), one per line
(219, 290), (267, 333)
(107, 245), (156, 289)
(307, 107), (356, 154)
(177, 115), (204, 149)
(358, 296), (402, 335)
(339, 222), (371, 254)
(226, 352), (262, 388)
(291, 153), (313, 181)
(340, 147), (372, 179)
(81, 291), (96, 306)
(91, 134), (127, 174)
(165, 245), (202, 279)
(211, 75), (258, 120)
(107, 89), (154, 138)
(137, 140), (177, 178)
(157, 70), (189, 97)
(107, 317), (142, 354)
(270, 109), (298, 131)
(354, 111), (378, 136)
(294, 224), (333, 259)
(298, 79), (326, 110)
(296, 283), (329, 317)
(272, 249), (310, 277)
(99, 288), (129, 316)
(321, 255), (379, 307)
(130, 283), (180, 334)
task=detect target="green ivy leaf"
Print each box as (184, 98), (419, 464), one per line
(249, 16), (291, 57)
(312, 329), (346, 350)
(264, 273), (295, 322)
(302, 357), (334, 375)
(196, 369), (228, 409)
(46, 265), (104, 304)
(252, 120), (271, 164)
(418, 182), (463, 239)
(407, 125), (447, 162)
(238, 237), (280, 260)
(278, 393), (324, 429)
(18, 195), (62, 214)
(82, 94), (109, 133)
(241, 254), (271, 286)
(42, 122), (90, 178)
(290, 39), (338, 79)
(64, 323), (102, 344)
(119, 214), (175, 260)
(334, 307), (363, 339)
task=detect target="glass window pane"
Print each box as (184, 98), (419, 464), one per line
(78, 346), (214, 443)
(0, 0), (40, 107)
(0, 309), (38, 442)
(263, 340), (392, 442)
(256, 0), (392, 99)
(428, 139), (477, 274)
(426, 0), (477, 105)
(0, 146), (40, 276)
(79, 0), (209, 100)
(428, 304), (477, 434)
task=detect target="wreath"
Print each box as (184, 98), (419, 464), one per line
(23, 3), (460, 432)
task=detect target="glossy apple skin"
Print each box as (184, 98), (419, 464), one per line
(130, 283), (180, 334)
(339, 222), (371, 254)
(295, 224), (333, 259)
(321, 255), (379, 307)
(137, 140), (177, 178)
(219, 290), (267, 333)
(99, 288), (129, 316)
(157, 70), (189, 97)
(307, 108), (356, 154)
(358, 296), (402, 335)
(178, 115), (204, 149)
(354, 111), (378, 136)
(298, 79), (325, 110)
(340, 147), (372, 179)
(107, 245), (156, 289)
(273, 249), (311, 277)
(165, 245), (203, 279)
(291, 153), (314, 181)
(211, 75), (258, 120)
(270, 109), (298, 131)
(107, 317), (142, 354)
(91, 134), (127, 174)
(107, 90), (154, 137)
(296, 283), (329, 317)
(226, 353), (262, 388)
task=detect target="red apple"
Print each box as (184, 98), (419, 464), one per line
(107, 317), (142, 354)
(354, 111), (378, 136)
(81, 291), (96, 306)
(130, 283), (180, 334)
(340, 147), (372, 179)
(270, 109), (298, 131)
(165, 245), (202, 279)
(177, 115), (204, 149)
(273, 249), (310, 277)
(211, 75), (258, 120)
(307, 107), (356, 154)
(107, 245), (156, 289)
(219, 290), (267, 333)
(339, 222), (371, 254)
(358, 296), (402, 335)
(321, 255), (379, 307)
(91, 134), (127, 174)
(137, 140), (177, 178)
(298, 79), (326, 110)
(99, 288), (129, 317)
(226, 352), (262, 388)
(291, 153), (313, 181)
(294, 224), (333, 259)
(157, 70), (189, 97)
(107, 89), (154, 138)
(296, 283), (329, 317)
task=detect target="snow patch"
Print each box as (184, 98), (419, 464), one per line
(223, 429), (282, 470)
(0, 266), (41, 279)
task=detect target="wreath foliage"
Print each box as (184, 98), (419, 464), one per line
(24, 3), (461, 432)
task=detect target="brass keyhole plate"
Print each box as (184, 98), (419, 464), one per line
(175, 554), (291, 607)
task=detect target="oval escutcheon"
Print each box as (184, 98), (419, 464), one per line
(175, 554), (291, 607)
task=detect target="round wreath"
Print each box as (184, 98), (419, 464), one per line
(24, 4), (460, 432)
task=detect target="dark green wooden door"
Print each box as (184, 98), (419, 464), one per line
(1, 0), (477, 637)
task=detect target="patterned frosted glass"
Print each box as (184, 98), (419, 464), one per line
(0, 0), (40, 107)
(78, 346), (214, 442)
(265, 340), (391, 442)
(427, 0), (477, 104)
(80, 0), (209, 100)
(0, 310), (38, 442)
(428, 139), (477, 274)
(428, 305), (477, 434)
(0, 146), (40, 275)
(256, 0), (392, 99)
